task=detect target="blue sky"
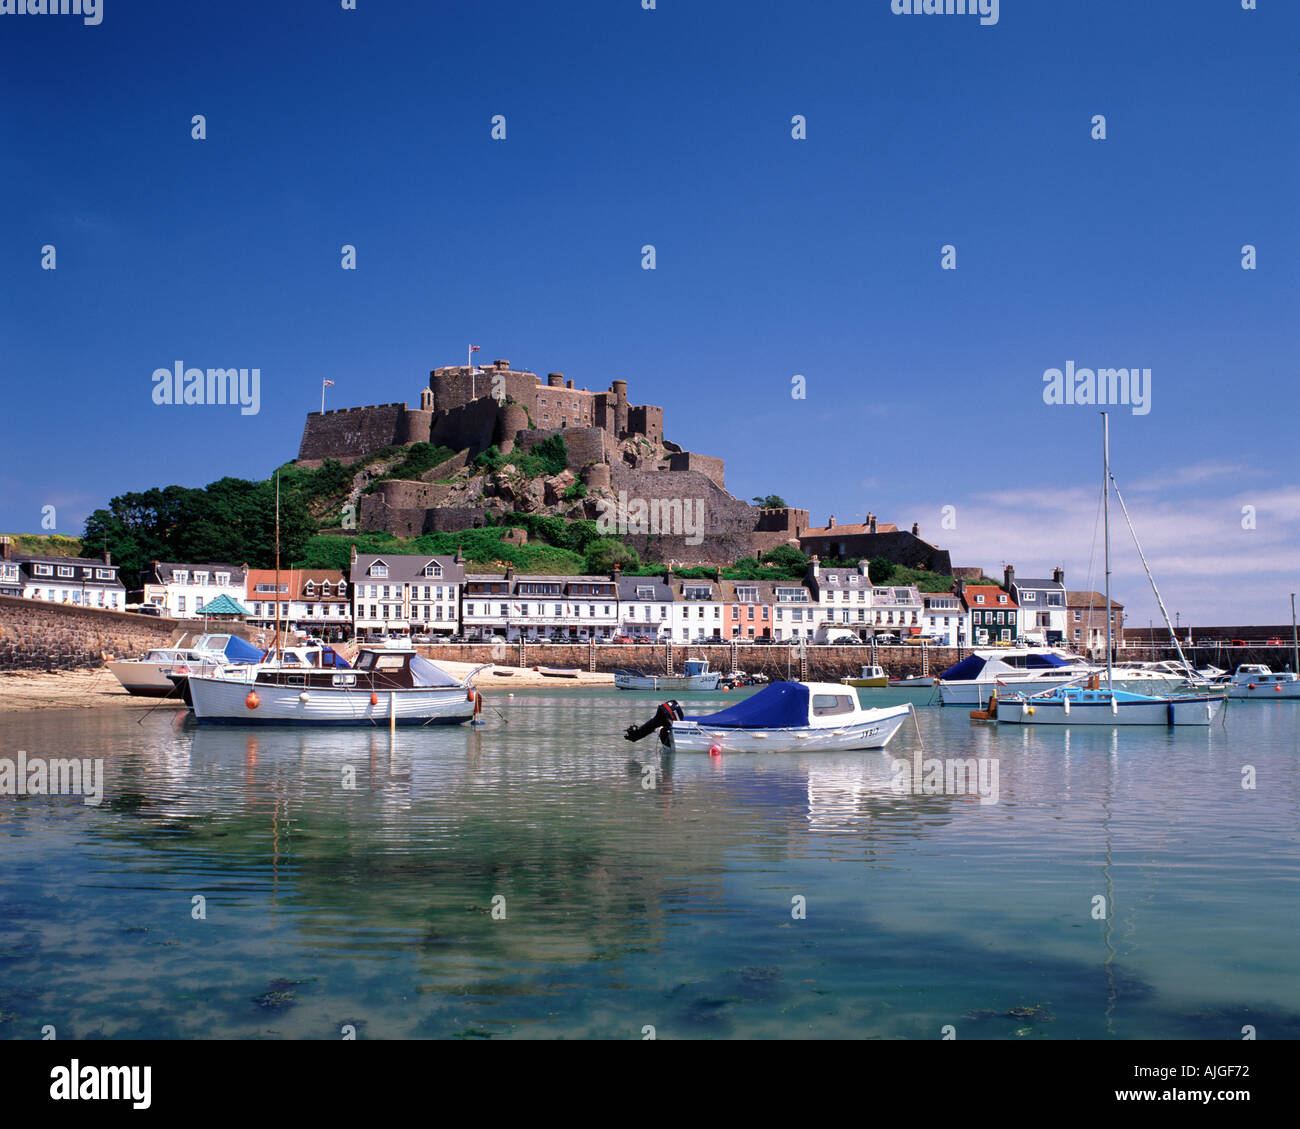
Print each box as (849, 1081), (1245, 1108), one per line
(2, 0), (1296, 624)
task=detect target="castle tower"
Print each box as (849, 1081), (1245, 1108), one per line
(612, 379), (629, 437)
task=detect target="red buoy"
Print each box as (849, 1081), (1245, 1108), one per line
(370, 692), (379, 706)
(245, 691), (259, 710)
(467, 689), (475, 701)
(709, 744), (722, 757)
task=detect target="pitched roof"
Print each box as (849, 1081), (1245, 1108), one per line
(804, 522), (899, 537)
(1066, 590), (1124, 609)
(352, 553), (464, 584)
(197, 594), (250, 616)
(960, 585), (1018, 610)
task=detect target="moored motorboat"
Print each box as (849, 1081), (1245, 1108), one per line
(106, 633), (264, 697)
(1226, 664), (1300, 700)
(625, 681), (912, 753)
(841, 664), (888, 688)
(615, 658), (721, 692)
(187, 645), (478, 725)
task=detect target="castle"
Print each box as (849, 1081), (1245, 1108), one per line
(297, 360), (810, 565)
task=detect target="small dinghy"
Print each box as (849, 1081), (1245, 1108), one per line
(625, 681), (912, 754)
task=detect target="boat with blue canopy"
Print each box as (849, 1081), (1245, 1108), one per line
(625, 681), (912, 753)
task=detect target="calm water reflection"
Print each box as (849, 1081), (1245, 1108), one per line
(2, 689), (1298, 1039)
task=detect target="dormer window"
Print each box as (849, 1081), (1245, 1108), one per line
(423, 563), (442, 578)
(975, 595), (985, 604)
(57, 566), (74, 578)
(174, 571), (188, 584)
(369, 563), (388, 578)
(998, 595), (1007, 604)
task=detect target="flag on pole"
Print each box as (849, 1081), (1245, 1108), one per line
(469, 345), (481, 352)
(323, 379), (334, 387)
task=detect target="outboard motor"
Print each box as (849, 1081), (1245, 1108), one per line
(624, 700), (684, 743)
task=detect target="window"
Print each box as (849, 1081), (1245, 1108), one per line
(178, 596), (186, 612)
(369, 563), (388, 578)
(57, 566), (74, 578)
(96, 569), (114, 579)
(423, 563), (442, 578)
(811, 694), (855, 717)
(998, 595), (1007, 604)
(35, 564), (53, 576)
(173, 570), (188, 584)
(975, 594), (984, 603)
(194, 572), (208, 586)
(736, 586), (758, 602)
(1074, 611), (1082, 622)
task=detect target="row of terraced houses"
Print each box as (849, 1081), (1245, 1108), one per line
(22, 544), (1119, 651)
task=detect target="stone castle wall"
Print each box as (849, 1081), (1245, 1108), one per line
(608, 467), (761, 565)
(299, 403), (420, 463)
(667, 451), (725, 490)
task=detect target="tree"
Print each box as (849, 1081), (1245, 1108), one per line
(762, 544), (808, 578)
(868, 556), (896, 584)
(752, 494), (788, 509)
(584, 538), (640, 575)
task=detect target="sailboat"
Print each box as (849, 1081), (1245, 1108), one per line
(994, 414), (1224, 727)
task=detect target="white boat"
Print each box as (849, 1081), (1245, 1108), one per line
(993, 413), (1224, 729)
(614, 658), (721, 692)
(1226, 664), (1300, 700)
(937, 647), (1101, 705)
(105, 633), (264, 697)
(627, 681), (912, 753)
(188, 645), (478, 725)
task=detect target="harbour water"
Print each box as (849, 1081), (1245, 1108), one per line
(2, 689), (1298, 1040)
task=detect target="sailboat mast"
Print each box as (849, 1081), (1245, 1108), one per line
(1103, 412), (1112, 687)
(274, 473), (281, 655)
(1292, 592), (1297, 675)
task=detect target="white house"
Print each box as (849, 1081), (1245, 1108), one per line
(617, 575), (673, 640)
(1005, 565), (1068, 646)
(921, 591), (963, 645)
(350, 551), (464, 637)
(146, 562), (247, 619)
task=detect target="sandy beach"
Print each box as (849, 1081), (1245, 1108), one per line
(0, 660), (612, 712)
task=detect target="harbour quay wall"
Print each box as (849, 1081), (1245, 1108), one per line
(0, 596), (178, 671)
(0, 597), (255, 671)
(417, 641), (959, 681)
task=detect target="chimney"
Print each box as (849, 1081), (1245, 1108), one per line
(547, 373), (564, 387)
(103, 549), (112, 566)
(495, 359), (511, 369)
(807, 554), (820, 582)
(714, 566), (723, 581)
(1004, 564), (1015, 591)
(664, 562), (674, 583)
(1052, 566), (1064, 585)
(827, 514), (835, 529)
(566, 379), (574, 389)
(911, 522), (919, 536)
(956, 578), (967, 597)
(0, 536), (10, 561)
(455, 545), (465, 564)
(505, 565), (515, 581)
(869, 515), (877, 534)
(349, 544), (358, 570)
